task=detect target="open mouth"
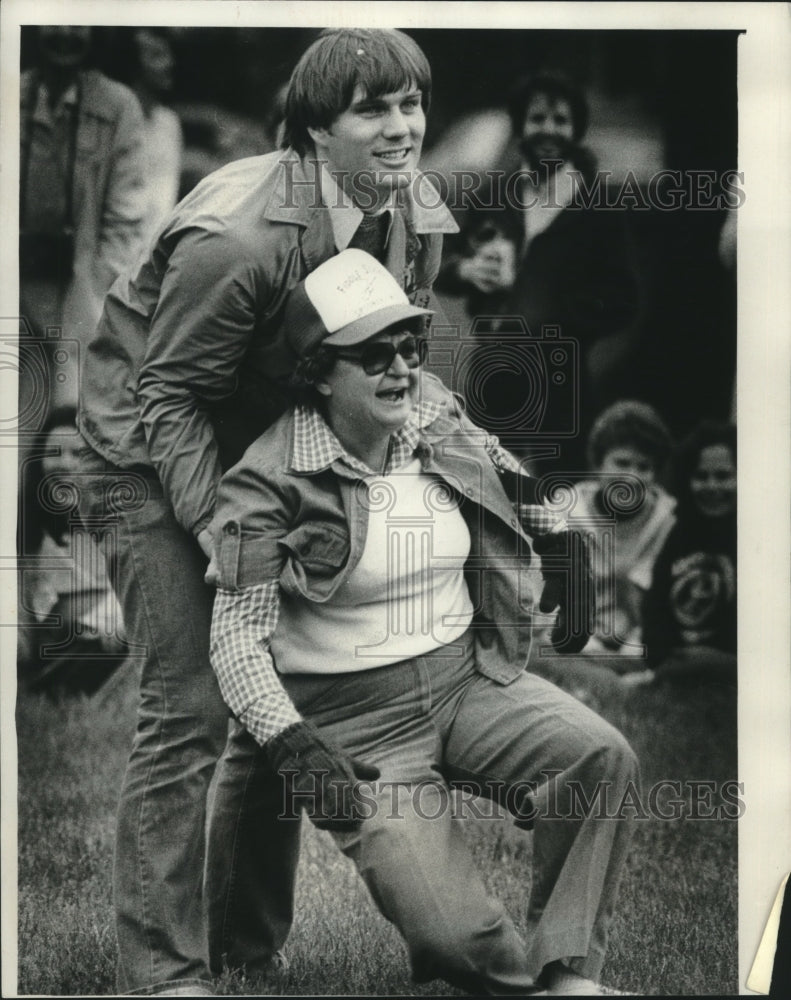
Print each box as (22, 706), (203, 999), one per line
(376, 387), (408, 403)
(375, 148), (411, 164)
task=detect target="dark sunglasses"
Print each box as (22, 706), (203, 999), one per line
(333, 335), (428, 376)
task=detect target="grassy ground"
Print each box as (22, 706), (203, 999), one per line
(15, 659), (738, 996)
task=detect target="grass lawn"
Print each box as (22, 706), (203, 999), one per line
(15, 659), (738, 996)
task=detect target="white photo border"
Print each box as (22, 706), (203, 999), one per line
(1, 2), (789, 996)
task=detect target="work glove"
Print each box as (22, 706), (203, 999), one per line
(266, 720), (381, 831)
(531, 527), (596, 654)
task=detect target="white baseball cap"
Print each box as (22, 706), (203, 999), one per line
(284, 248), (432, 358)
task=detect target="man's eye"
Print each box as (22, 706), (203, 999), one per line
(402, 98), (421, 111)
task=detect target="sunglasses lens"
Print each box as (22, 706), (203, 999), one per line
(353, 336), (428, 375)
(361, 344), (396, 375)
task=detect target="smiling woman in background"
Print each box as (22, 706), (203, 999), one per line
(641, 420), (737, 684)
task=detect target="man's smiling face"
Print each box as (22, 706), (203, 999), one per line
(519, 92), (575, 167)
(308, 84), (426, 208)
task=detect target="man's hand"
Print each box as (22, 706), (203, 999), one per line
(266, 720), (381, 831)
(532, 528), (596, 654)
(198, 528), (219, 585)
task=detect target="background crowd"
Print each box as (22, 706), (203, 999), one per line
(17, 24), (737, 698)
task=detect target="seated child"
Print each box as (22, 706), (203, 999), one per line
(640, 420), (737, 684)
(567, 400), (676, 665)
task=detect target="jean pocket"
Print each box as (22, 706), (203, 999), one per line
(279, 671), (352, 717)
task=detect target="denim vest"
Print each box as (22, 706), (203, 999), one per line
(213, 378), (538, 685)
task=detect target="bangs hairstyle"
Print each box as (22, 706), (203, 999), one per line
(282, 28), (431, 156)
(587, 399), (673, 472)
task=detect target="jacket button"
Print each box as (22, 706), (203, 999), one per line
(466, 487), (474, 496)
(510, 517), (517, 527)
(225, 523), (238, 535)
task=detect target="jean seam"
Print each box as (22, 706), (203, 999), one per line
(120, 507), (169, 989)
(219, 743), (263, 966)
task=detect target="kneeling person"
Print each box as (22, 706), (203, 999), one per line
(209, 249), (639, 996)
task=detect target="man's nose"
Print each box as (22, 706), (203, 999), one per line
(382, 107), (409, 138)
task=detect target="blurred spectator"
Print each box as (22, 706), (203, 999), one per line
(557, 401), (675, 665)
(528, 400), (675, 701)
(17, 407), (127, 697)
(639, 420), (737, 685)
(19, 25), (146, 412)
(437, 72), (642, 474)
(127, 28), (184, 241)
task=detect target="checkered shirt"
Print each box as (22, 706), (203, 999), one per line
(210, 398), (562, 745)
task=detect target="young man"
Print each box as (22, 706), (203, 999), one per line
(76, 28), (457, 996)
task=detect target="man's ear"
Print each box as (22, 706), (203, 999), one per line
(307, 125), (331, 151)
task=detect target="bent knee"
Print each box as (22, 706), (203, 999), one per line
(591, 725), (640, 786)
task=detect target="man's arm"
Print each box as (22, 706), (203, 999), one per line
(137, 227), (261, 537)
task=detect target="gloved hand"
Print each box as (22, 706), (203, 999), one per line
(531, 527), (596, 654)
(266, 720), (381, 831)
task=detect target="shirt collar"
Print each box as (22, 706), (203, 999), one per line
(319, 163), (392, 251)
(32, 79), (78, 125)
(318, 160), (458, 247)
(290, 396), (446, 477)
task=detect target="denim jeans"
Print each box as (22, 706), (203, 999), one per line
(76, 441), (299, 994)
(220, 629), (639, 994)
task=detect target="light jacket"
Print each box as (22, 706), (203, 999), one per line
(212, 375), (543, 686)
(78, 150), (457, 536)
(20, 68), (146, 346)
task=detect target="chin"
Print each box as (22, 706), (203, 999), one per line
(378, 163), (416, 186)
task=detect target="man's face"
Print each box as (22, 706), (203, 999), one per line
(519, 93), (575, 166)
(38, 26), (92, 70)
(308, 84), (426, 209)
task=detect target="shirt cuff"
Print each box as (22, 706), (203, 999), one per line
(240, 692), (303, 746)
